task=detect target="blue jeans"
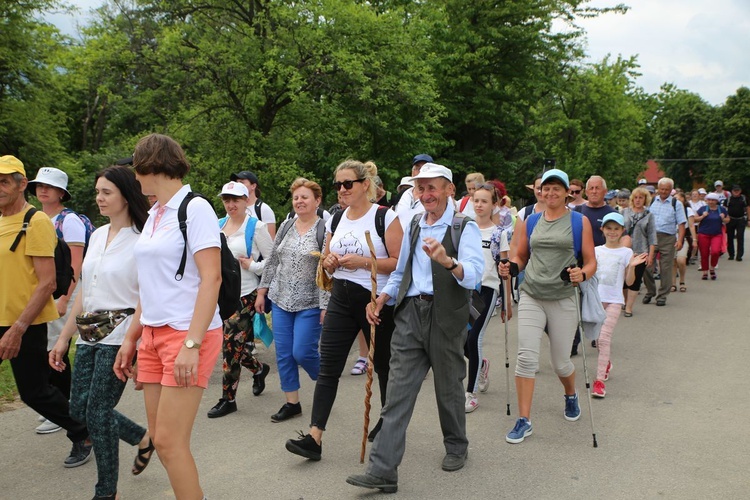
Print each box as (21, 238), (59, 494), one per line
(271, 305), (321, 392)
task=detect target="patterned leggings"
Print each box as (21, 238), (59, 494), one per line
(222, 292), (263, 401)
(69, 343), (146, 498)
(596, 303), (622, 381)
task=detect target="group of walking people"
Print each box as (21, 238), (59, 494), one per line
(1, 139), (748, 498)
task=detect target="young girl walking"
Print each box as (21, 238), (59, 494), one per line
(593, 213), (648, 398)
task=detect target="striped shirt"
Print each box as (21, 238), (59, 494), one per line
(649, 196), (687, 235)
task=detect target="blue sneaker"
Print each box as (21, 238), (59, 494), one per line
(506, 417), (532, 444)
(564, 392), (581, 421)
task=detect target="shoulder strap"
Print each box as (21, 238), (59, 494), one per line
(315, 218), (325, 250)
(525, 211), (543, 253)
(54, 207), (74, 238)
(570, 210), (583, 261)
(408, 213), (422, 257)
(175, 192), (198, 281)
(317, 207), (324, 219)
(10, 207), (38, 252)
(375, 206), (389, 256)
(459, 196), (469, 212)
(245, 217), (258, 256)
(449, 212), (469, 253)
(218, 216), (229, 229)
(254, 199), (263, 220)
(330, 210), (344, 236)
(275, 218), (296, 245)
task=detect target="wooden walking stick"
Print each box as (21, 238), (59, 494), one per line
(360, 230), (378, 463)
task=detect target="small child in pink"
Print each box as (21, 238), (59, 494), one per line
(593, 213), (648, 398)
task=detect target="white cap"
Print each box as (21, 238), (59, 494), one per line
(698, 188), (707, 194)
(714, 180), (723, 187)
(398, 176), (414, 188)
(705, 192), (721, 201)
(638, 179), (647, 185)
(409, 163), (453, 183)
(28, 167), (71, 202)
(219, 181), (249, 198)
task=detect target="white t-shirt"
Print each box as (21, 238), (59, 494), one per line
(51, 212), (86, 246)
(245, 200), (276, 225)
(480, 225), (507, 290)
(77, 224), (141, 346)
(595, 245), (633, 305)
(223, 216), (274, 296)
(326, 204), (399, 293)
(135, 186), (222, 331)
(394, 187), (424, 230)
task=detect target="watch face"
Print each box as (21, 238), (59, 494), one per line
(185, 340), (195, 348)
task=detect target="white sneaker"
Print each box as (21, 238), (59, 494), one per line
(37, 414), (46, 423)
(36, 419), (62, 434)
(478, 358), (490, 393)
(465, 392), (479, 413)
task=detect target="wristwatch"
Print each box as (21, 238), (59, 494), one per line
(582, 272), (587, 281)
(445, 258), (459, 271)
(184, 339), (201, 349)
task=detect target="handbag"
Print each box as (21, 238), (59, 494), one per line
(253, 311), (274, 348)
(75, 308), (135, 342)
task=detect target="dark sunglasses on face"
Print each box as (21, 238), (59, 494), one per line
(570, 189), (581, 194)
(333, 178), (366, 191)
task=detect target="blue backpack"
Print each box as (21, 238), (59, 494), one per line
(218, 215), (258, 258)
(526, 210), (584, 264)
(55, 208), (96, 255)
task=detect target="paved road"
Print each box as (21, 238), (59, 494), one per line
(2, 248), (749, 499)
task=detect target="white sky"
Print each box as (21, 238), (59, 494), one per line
(48, 0), (749, 106)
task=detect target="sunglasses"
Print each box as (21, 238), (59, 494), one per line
(569, 189), (581, 194)
(333, 178), (366, 191)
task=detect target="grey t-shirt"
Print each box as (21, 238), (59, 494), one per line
(521, 212), (577, 301)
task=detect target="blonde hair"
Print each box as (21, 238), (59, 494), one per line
(465, 172), (485, 185)
(289, 177), (322, 200)
(334, 159), (378, 201)
(630, 186), (652, 206)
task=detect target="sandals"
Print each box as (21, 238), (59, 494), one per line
(702, 273), (708, 280)
(350, 357), (368, 376)
(670, 285), (677, 292)
(132, 437), (155, 476)
(623, 311), (633, 317)
(679, 283), (687, 292)
(710, 270), (717, 281)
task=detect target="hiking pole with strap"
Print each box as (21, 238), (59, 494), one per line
(498, 258), (516, 416)
(360, 231), (378, 463)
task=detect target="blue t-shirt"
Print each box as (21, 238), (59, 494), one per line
(573, 204), (615, 247)
(697, 206), (727, 235)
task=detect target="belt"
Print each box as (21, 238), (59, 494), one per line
(412, 294), (434, 302)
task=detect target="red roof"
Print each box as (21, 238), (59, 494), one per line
(638, 160), (665, 185)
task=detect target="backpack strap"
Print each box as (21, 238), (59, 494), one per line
(526, 211), (583, 262)
(54, 207), (74, 239)
(459, 196), (470, 212)
(330, 210), (344, 235)
(176, 192), (198, 281)
(449, 212), (469, 256)
(408, 213), (422, 259)
(253, 199), (263, 220)
(375, 206), (389, 256)
(315, 218), (325, 250)
(218, 216), (229, 228)
(10, 207), (38, 252)
(525, 212), (543, 253)
(274, 218), (296, 246)
(245, 217), (258, 256)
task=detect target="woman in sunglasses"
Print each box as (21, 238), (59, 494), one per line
(256, 178), (328, 423)
(567, 179), (586, 208)
(285, 160), (403, 461)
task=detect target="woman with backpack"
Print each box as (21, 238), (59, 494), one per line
(114, 133), (223, 500)
(696, 192), (730, 280)
(205, 181), (275, 419)
(671, 192), (698, 292)
(284, 160), (402, 461)
(49, 165), (153, 500)
(28, 167), (92, 434)
(622, 187), (657, 317)
(498, 169), (596, 444)
(255, 178), (329, 424)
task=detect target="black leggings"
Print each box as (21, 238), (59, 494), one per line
(625, 262), (647, 291)
(310, 279), (394, 431)
(464, 285), (498, 393)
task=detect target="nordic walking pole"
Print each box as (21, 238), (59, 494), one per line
(360, 231), (378, 463)
(499, 259), (513, 416)
(563, 266), (598, 448)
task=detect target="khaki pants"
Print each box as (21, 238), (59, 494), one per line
(643, 232), (676, 301)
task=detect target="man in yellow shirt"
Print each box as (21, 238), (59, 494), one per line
(0, 155), (92, 468)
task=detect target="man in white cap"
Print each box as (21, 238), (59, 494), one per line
(0, 155), (93, 467)
(713, 180), (729, 205)
(394, 154), (433, 229)
(346, 163), (484, 492)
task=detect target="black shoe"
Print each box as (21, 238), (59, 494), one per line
(656, 298), (666, 306)
(368, 418), (383, 442)
(737, 257), (743, 262)
(591, 340), (597, 349)
(441, 450), (468, 471)
(346, 473), (398, 493)
(64, 438), (93, 468)
(728, 255), (734, 260)
(285, 431), (321, 460)
(570, 345), (578, 357)
(207, 398), (237, 418)
(271, 402), (302, 422)
(252, 363), (270, 396)
(642, 295), (653, 304)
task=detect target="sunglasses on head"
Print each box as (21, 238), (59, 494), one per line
(333, 178), (366, 191)
(569, 189), (581, 194)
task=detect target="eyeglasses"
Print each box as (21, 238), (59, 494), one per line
(569, 189), (581, 195)
(333, 178), (366, 191)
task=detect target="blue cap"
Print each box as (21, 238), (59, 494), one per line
(601, 212), (625, 227)
(604, 189), (617, 201)
(540, 168), (569, 189)
(412, 154), (434, 165)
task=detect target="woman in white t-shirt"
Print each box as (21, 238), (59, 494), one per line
(206, 181), (274, 419)
(285, 160), (403, 461)
(28, 166), (87, 432)
(114, 134), (223, 500)
(464, 184), (509, 413)
(49, 165), (153, 499)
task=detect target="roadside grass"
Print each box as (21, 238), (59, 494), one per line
(0, 342), (78, 408)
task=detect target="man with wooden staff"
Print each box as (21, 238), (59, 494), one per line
(346, 163), (484, 493)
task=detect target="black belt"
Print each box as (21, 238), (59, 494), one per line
(411, 294), (434, 302)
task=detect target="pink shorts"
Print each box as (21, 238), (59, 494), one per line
(137, 325), (222, 389)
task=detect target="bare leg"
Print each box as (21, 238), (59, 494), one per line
(558, 370), (576, 395)
(357, 331), (368, 358)
(285, 390), (299, 404)
(516, 376), (535, 419)
(625, 289), (638, 315)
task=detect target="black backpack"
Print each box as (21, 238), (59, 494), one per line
(177, 193), (242, 321)
(11, 207), (74, 300)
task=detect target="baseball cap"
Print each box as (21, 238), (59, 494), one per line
(219, 181), (249, 198)
(731, 184), (741, 190)
(637, 179), (647, 185)
(705, 192), (721, 201)
(540, 168), (569, 189)
(601, 212), (625, 227)
(697, 188), (707, 194)
(398, 176), (414, 188)
(27, 167), (71, 202)
(0, 155), (25, 176)
(412, 154), (433, 165)
(714, 180), (723, 187)
(617, 189), (631, 198)
(230, 171), (259, 184)
(410, 163), (452, 183)
(645, 185), (656, 194)
(604, 189), (617, 201)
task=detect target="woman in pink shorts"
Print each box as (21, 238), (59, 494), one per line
(115, 134), (222, 500)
